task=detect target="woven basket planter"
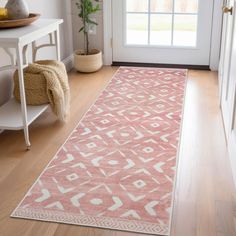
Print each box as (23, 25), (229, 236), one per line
(74, 49), (102, 73)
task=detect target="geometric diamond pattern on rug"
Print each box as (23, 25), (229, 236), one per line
(11, 67), (187, 235)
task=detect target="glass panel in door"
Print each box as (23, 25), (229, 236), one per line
(126, 0), (198, 47)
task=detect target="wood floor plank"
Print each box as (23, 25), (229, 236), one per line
(0, 67), (235, 236)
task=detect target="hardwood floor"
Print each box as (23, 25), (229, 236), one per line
(0, 67), (235, 236)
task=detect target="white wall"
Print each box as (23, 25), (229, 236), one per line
(0, 0), (73, 106)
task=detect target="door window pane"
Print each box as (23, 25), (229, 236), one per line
(150, 14), (172, 45)
(127, 0), (149, 12)
(174, 0), (198, 13)
(125, 0), (198, 47)
(173, 15), (197, 46)
(150, 0), (173, 13)
(126, 14), (148, 44)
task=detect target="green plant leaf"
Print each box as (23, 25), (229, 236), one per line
(79, 26), (84, 32)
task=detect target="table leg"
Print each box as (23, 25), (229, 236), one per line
(32, 41), (37, 62)
(54, 28), (61, 61)
(16, 45), (31, 150)
(23, 45), (28, 65)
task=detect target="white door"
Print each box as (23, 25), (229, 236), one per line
(219, 0), (235, 137)
(228, 72), (236, 184)
(226, 1), (236, 183)
(112, 0), (214, 65)
(219, 0), (236, 183)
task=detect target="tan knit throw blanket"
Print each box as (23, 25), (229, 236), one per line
(14, 60), (70, 122)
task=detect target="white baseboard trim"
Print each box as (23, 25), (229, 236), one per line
(63, 54), (74, 72)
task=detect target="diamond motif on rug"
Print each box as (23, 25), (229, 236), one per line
(11, 67), (187, 235)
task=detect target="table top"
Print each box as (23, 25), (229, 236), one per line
(0, 19), (63, 44)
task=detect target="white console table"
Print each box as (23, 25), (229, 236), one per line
(0, 19), (63, 149)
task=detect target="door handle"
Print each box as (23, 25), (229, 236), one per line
(222, 6), (233, 15)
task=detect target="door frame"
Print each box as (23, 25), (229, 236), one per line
(223, 0), (236, 185)
(103, 0), (224, 70)
(219, 0), (236, 138)
(228, 83), (236, 184)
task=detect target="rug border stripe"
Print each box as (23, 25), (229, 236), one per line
(12, 208), (168, 235)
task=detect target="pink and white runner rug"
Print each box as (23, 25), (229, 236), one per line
(12, 67), (187, 235)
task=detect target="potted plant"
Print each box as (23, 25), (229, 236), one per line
(74, 0), (102, 73)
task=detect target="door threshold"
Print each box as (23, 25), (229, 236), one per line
(112, 62), (210, 71)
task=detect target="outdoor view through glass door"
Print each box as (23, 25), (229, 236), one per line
(112, 0), (214, 66)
